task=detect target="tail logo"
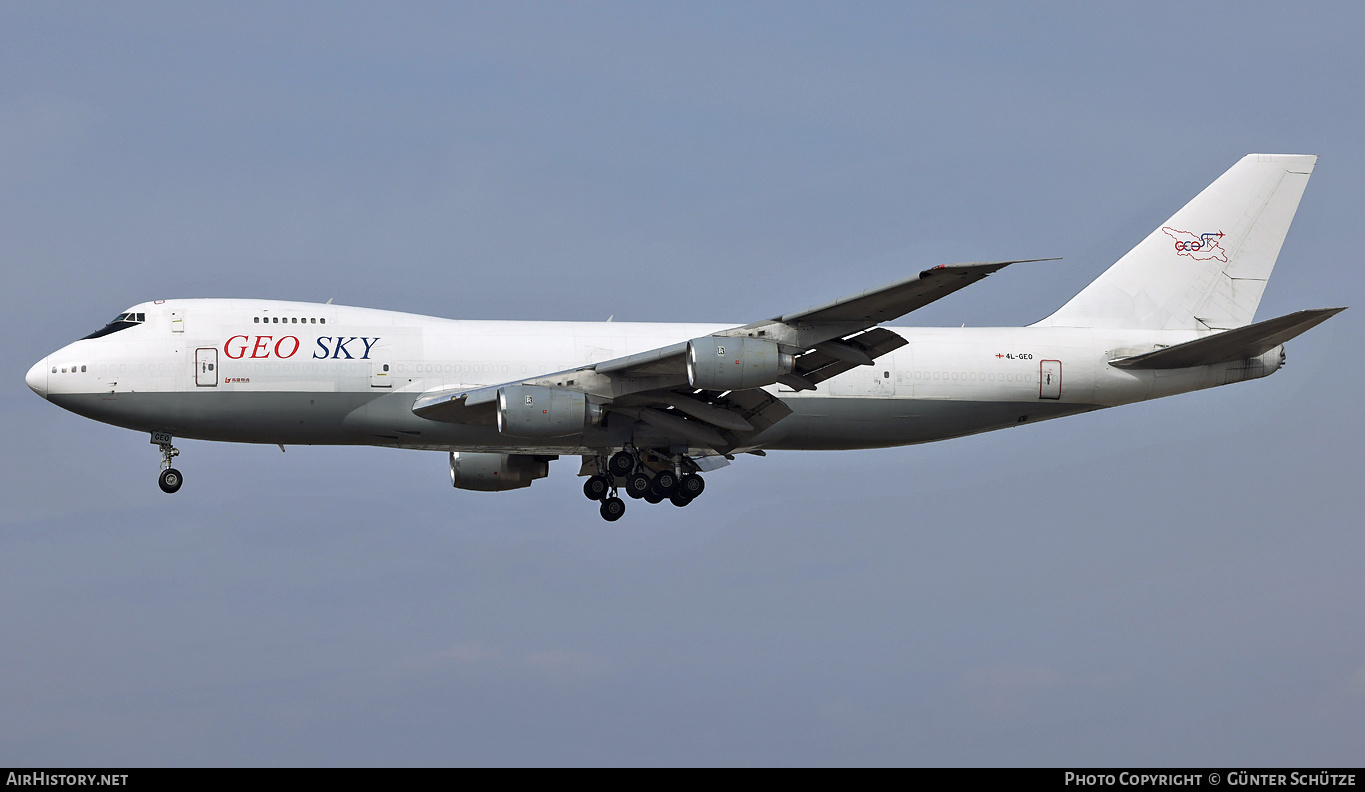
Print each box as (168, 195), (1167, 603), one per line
(1163, 227), (1228, 262)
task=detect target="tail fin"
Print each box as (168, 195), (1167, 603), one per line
(1038, 154), (1316, 331)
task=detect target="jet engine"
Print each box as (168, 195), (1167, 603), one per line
(686, 336), (794, 390)
(496, 385), (603, 438)
(449, 452), (551, 491)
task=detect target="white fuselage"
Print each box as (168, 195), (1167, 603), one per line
(28, 298), (1280, 456)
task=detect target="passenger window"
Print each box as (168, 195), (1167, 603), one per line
(81, 365), (86, 372)
(273, 317), (278, 323)
(320, 318), (325, 324)
(254, 317), (260, 323)
(310, 318), (316, 323)
(291, 318), (297, 323)
(383, 364), (389, 371)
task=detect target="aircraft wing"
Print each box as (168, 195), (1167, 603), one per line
(587, 258), (1047, 384)
(774, 259), (1056, 326)
(414, 260), (1041, 452)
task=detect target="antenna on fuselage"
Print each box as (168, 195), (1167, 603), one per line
(326, 298), (333, 305)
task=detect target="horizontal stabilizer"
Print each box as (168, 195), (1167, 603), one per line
(1110, 307), (1345, 369)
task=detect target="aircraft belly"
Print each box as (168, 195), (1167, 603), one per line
(758, 397), (1102, 450)
(48, 390), (596, 451)
(51, 389), (1103, 452)
(49, 391), (377, 444)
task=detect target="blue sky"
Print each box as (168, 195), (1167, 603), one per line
(1, 2), (1362, 765)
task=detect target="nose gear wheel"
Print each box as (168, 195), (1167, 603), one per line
(155, 437), (183, 494)
(158, 468), (183, 494)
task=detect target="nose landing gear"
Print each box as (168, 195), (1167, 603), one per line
(158, 467), (183, 494)
(153, 432), (183, 494)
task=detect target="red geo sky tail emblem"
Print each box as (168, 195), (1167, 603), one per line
(1163, 226), (1228, 262)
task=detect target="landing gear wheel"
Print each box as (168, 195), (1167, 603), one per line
(599, 497), (626, 521)
(669, 492), (693, 508)
(158, 468), (183, 494)
(625, 472), (652, 499)
(607, 451), (636, 477)
(644, 491), (665, 505)
(154, 436), (182, 493)
(652, 469), (679, 496)
(679, 474), (705, 499)
(583, 475), (611, 501)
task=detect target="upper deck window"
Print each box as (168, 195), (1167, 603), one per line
(82, 311), (146, 340)
(258, 315), (325, 324)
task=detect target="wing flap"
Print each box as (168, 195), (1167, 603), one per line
(721, 388), (792, 435)
(795, 327), (907, 385)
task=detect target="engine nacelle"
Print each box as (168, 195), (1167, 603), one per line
(449, 452), (550, 491)
(686, 336), (794, 390)
(496, 385), (603, 438)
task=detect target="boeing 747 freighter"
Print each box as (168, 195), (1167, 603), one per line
(26, 154), (1343, 520)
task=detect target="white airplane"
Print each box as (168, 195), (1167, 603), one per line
(25, 154), (1343, 520)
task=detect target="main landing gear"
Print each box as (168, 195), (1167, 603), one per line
(582, 472), (626, 522)
(581, 449), (706, 521)
(154, 432), (183, 494)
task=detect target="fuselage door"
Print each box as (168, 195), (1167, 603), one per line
(370, 361), (392, 388)
(869, 360), (895, 397)
(1039, 360), (1061, 399)
(195, 348), (218, 387)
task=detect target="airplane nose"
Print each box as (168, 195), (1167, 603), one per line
(26, 358), (48, 399)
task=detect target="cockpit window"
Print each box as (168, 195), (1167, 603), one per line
(82, 311), (146, 340)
